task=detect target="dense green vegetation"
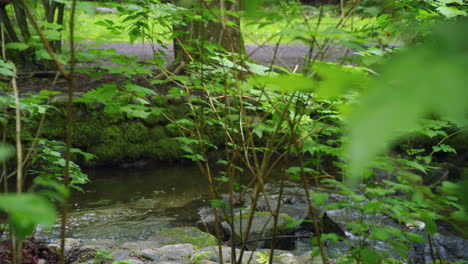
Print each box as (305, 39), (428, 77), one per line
(0, 0), (467, 263)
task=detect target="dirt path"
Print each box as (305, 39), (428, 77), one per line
(95, 42), (349, 71)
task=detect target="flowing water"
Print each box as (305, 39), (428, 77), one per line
(37, 163), (211, 242)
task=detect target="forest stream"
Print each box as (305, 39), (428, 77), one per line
(36, 164), (211, 243)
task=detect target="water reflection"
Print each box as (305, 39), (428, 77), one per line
(38, 163), (212, 242)
(71, 163), (210, 209)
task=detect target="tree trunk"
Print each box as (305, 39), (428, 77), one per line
(173, 0), (245, 64)
(12, 0), (31, 42)
(52, 2), (64, 52)
(0, 5), (19, 42)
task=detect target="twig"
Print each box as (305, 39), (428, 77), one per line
(59, 0), (78, 262)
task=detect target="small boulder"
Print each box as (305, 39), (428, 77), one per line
(81, 239), (116, 249)
(154, 243), (195, 262)
(120, 240), (165, 250)
(149, 226), (218, 249)
(109, 249), (132, 261)
(230, 212), (295, 249)
(49, 238), (81, 253)
(138, 249), (159, 261)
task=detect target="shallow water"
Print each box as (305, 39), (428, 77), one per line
(37, 163), (212, 242)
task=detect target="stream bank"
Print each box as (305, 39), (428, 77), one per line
(27, 168), (468, 264)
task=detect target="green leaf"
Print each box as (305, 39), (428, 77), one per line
(345, 21), (468, 184)
(251, 74), (316, 93)
(241, 0), (265, 17)
(362, 200), (382, 214)
(405, 232), (425, 243)
(0, 144), (14, 161)
(432, 144), (457, 154)
(5, 42), (29, 51)
(321, 233), (341, 243)
(360, 247), (380, 264)
(125, 83), (157, 97)
(312, 61), (369, 98)
(210, 199), (226, 208)
(0, 59), (14, 77)
(119, 105), (151, 119)
(424, 218), (437, 236)
(284, 219), (305, 229)
(0, 67), (14, 77)
(400, 160), (427, 174)
(0, 194), (56, 239)
(370, 227), (390, 241)
(43, 29), (62, 41)
(310, 192), (329, 207)
(76, 1), (96, 15)
(436, 6), (467, 19)
(168, 87), (182, 97)
(390, 241), (409, 259)
(112, 260), (134, 264)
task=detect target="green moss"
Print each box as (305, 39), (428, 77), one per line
(166, 104), (188, 120)
(149, 126), (167, 139)
(145, 113), (167, 126)
(164, 123), (180, 138)
(146, 138), (183, 160)
(16, 101), (186, 166)
(151, 95), (168, 106)
(88, 142), (125, 165)
(102, 109), (125, 124)
(158, 227), (217, 249)
(73, 121), (102, 146)
(102, 125), (124, 140)
(278, 214), (294, 231)
(383, 258), (407, 264)
(234, 211), (273, 219)
(125, 143), (147, 160)
(124, 122), (149, 143)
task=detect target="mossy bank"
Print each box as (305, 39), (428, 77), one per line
(21, 95), (190, 167)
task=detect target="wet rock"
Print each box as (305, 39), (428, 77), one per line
(138, 249), (160, 261)
(148, 226), (218, 249)
(197, 214), (231, 240)
(274, 252), (300, 264)
(199, 245), (236, 262)
(235, 249), (305, 264)
(81, 239), (116, 249)
(120, 240), (165, 250)
(255, 197), (310, 222)
(324, 206), (395, 236)
(120, 259), (144, 264)
(110, 249), (132, 260)
(298, 252), (324, 264)
(198, 261), (218, 264)
(199, 211), (295, 250)
(66, 247), (98, 264)
(239, 250), (260, 264)
(198, 246), (294, 263)
(132, 245), (197, 263)
(49, 238), (81, 253)
(154, 243), (195, 262)
(409, 232), (468, 263)
(230, 212), (295, 249)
